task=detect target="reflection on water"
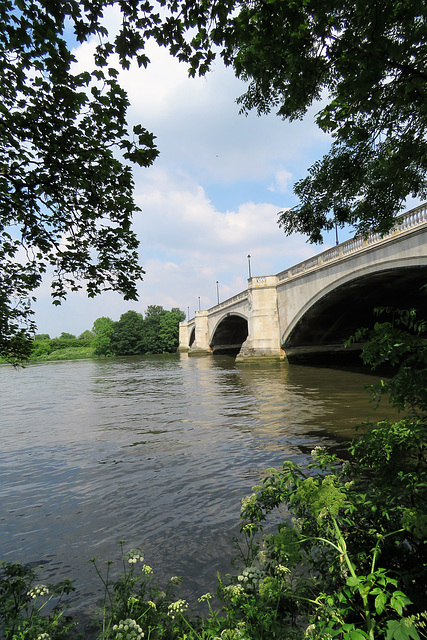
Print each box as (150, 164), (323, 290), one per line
(0, 354), (395, 615)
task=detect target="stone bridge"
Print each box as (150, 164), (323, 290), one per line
(178, 203), (427, 362)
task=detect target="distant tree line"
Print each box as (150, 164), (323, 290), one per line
(31, 306), (186, 359)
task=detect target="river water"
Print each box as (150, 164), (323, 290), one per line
(0, 354), (393, 619)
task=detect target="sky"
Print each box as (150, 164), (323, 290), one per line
(32, 20), (343, 338)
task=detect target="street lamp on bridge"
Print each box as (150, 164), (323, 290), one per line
(247, 254), (252, 279)
(216, 280), (220, 305)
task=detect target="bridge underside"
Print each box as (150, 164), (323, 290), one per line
(210, 315), (248, 356)
(283, 266), (427, 365)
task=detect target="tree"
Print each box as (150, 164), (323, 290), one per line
(0, 0), (160, 361)
(140, 305), (167, 353)
(92, 316), (115, 356)
(5, 0), (421, 363)
(139, 305), (185, 353)
(158, 307), (186, 353)
(78, 329), (95, 343)
(110, 310), (145, 356)
(156, 0), (427, 242)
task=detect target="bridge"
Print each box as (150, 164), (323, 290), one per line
(178, 203), (427, 363)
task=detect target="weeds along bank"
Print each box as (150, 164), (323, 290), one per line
(1, 309), (426, 640)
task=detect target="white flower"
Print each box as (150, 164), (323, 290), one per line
(167, 599), (188, 617)
(275, 564), (291, 576)
(27, 585), (49, 599)
(198, 593), (214, 602)
(112, 618), (144, 639)
(223, 584), (245, 598)
(126, 549), (144, 564)
(311, 446), (325, 459)
(141, 564), (152, 575)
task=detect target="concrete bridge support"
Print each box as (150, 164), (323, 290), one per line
(188, 310), (211, 355)
(237, 276), (284, 360)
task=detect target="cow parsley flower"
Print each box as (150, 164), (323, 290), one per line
(112, 618), (144, 639)
(27, 585), (49, 599)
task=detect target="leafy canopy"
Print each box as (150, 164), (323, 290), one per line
(89, 306), (186, 357)
(1, 0), (162, 361)
(154, 0), (427, 242)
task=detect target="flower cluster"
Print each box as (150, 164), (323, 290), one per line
(127, 550), (143, 565)
(311, 446), (325, 459)
(141, 564), (152, 575)
(37, 634), (50, 640)
(112, 618), (144, 639)
(198, 592), (214, 602)
(213, 622), (248, 639)
(275, 564), (291, 577)
(237, 566), (262, 586)
(27, 585), (49, 599)
(240, 493), (257, 514)
(222, 584), (245, 600)
(167, 599), (188, 619)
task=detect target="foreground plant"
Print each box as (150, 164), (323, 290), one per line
(90, 544), (203, 640)
(0, 562), (75, 639)
(225, 308), (427, 640)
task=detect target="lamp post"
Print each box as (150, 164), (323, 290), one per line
(216, 280), (220, 305)
(247, 254), (252, 279)
(187, 306), (190, 320)
(198, 296), (201, 311)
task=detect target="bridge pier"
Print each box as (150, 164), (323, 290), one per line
(177, 322), (191, 352)
(188, 310), (211, 355)
(237, 275), (284, 361)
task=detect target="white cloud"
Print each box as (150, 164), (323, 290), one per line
(32, 29), (336, 337)
(269, 169), (293, 193)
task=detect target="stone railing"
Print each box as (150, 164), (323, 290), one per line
(277, 202), (427, 283)
(208, 290), (248, 313)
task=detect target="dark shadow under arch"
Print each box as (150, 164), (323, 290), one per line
(283, 265), (427, 365)
(210, 314), (248, 356)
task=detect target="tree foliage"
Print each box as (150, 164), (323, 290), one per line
(110, 310), (146, 356)
(0, 0), (160, 361)
(92, 316), (115, 356)
(102, 306), (185, 356)
(154, 0), (427, 242)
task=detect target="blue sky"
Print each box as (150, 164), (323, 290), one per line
(32, 23), (348, 338)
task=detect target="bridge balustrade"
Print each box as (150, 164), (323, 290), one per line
(277, 202), (427, 283)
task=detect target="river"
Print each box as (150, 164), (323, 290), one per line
(0, 354), (394, 623)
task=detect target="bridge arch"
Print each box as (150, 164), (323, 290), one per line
(282, 257), (427, 363)
(189, 326), (195, 347)
(210, 312), (249, 355)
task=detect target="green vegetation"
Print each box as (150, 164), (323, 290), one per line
(1, 309), (426, 639)
(20, 306), (186, 362)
